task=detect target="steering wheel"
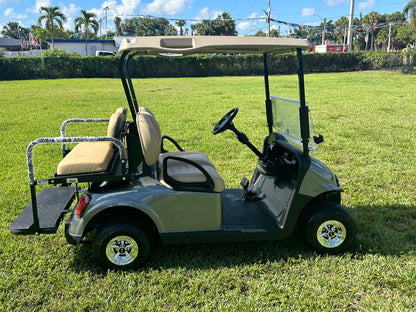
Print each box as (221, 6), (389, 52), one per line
(212, 108), (239, 135)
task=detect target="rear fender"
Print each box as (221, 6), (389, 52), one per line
(67, 195), (164, 240)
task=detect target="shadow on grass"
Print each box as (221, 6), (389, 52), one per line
(69, 203), (416, 272)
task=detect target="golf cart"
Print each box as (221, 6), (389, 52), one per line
(10, 36), (356, 270)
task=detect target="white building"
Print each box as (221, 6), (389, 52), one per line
(46, 39), (118, 56)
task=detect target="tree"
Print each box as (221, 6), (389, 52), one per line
(114, 17), (123, 36)
(132, 16), (175, 36)
(74, 9), (99, 56)
(334, 16), (349, 45)
(270, 28), (280, 37)
(362, 11), (382, 51)
(393, 23), (415, 49)
(1, 21), (20, 38)
(377, 12), (407, 50)
(175, 19), (186, 36)
(32, 27), (68, 49)
(195, 12), (237, 36)
(403, 0), (416, 47)
(190, 24), (197, 36)
(116, 16), (175, 36)
(255, 30), (266, 37)
(38, 6), (66, 49)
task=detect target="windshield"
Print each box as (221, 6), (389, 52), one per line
(271, 96), (319, 150)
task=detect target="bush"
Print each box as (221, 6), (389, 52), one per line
(0, 51), (414, 81)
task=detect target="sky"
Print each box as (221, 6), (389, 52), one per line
(0, 0), (409, 36)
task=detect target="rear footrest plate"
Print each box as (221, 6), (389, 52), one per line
(10, 186), (76, 235)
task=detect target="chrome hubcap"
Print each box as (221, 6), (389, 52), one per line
(106, 235), (139, 266)
(316, 220), (346, 248)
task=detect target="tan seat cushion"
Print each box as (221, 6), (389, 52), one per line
(158, 151), (214, 167)
(136, 111), (161, 166)
(57, 142), (113, 175)
(137, 106), (225, 192)
(56, 107), (126, 176)
(107, 108), (127, 138)
(160, 156), (225, 193)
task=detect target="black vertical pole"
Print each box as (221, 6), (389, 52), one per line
(30, 184), (40, 233)
(119, 52), (137, 122)
(126, 56), (139, 116)
(263, 53), (273, 135)
(296, 48), (310, 158)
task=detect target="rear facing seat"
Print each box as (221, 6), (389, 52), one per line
(56, 108), (127, 176)
(136, 107), (225, 192)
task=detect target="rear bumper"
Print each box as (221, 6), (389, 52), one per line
(65, 213), (82, 245)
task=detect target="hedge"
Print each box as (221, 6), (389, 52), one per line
(0, 51), (414, 81)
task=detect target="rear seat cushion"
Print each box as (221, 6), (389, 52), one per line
(108, 108), (127, 138)
(56, 107), (126, 176)
(56, 142), (113, 175)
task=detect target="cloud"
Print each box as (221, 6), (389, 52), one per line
(101, 0), (141, 17)
(237, 12), (260, 32)
(4, 8), (27, 19)
(145, 0), (193, 16)
(357, 0), (375, 11)
(324, 0), (348, 8)
(237, 21), (251, 31)
(194, 7), (223, 20)
(31, 0), (52, 13)
(301, 8), (316, 18)
(0, 0), (19, 4)
(60, 3), (81, 31)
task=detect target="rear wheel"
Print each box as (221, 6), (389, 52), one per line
(92, 220), (150, 270)
(304, 203), (356, 254)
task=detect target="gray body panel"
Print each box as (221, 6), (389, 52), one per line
(67, 152), (341, 244)
(299, 157), (341, 197)
(67, 177), (222, 239)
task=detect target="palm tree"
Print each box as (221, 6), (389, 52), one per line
(190, 24), (197, 36)
(74, 10), (99, 56)
(1, 21), (20, 38)
(363, 11), (380, 51)
(175, 19), (186, 35)
(403, 0), (416, 47)
(38, 6), (66, 49)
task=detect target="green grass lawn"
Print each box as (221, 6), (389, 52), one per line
(1, 72), (416, 311)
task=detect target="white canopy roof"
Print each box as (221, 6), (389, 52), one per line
(119, 36), (310, 56)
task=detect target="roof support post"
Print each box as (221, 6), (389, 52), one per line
(119, 52), (137, 122)
(296, 48), (310, 158)
(263, 53), (273, 135)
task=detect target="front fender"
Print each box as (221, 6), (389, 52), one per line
(299, 158), (342, 198)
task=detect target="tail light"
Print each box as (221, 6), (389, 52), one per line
(75, 193), (91, 218)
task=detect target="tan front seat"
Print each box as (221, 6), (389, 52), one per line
(136, 107), (225, 192)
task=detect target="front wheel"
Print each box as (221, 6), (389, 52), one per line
(304, 203), (356, 254)
(92, 220), (150, 270)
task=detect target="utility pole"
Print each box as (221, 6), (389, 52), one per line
(104, 6), (109, 39)
(322, 18), (327, 45)
(265, 0), (271, 37)
(315, 15), (327, 45)
(99, 18), (102, 38)
(387, 22), (392, 52)
(347, 0), (355, 52)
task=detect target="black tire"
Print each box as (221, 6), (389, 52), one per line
(92, 220), (150, 270)
(304, 202), (356, 254)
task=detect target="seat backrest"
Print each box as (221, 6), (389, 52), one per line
(107, 107), (127, 139)
(136, 107), (162, 166)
